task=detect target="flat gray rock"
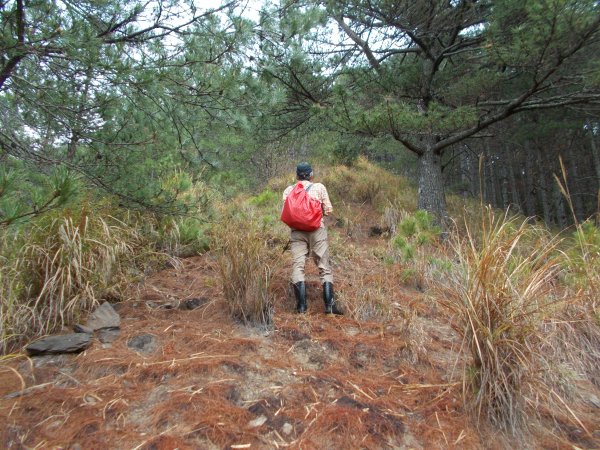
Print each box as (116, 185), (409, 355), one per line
(145, 300), (176, 310)
(97, 327), (121, 344)
(86, 302), (120, 330)
(31, 354), (70, 368)
(26, 333), (92, 356)
(248, 415), (267, 428)
(127, 334), (157, 354)
(73, 324), (93, 334)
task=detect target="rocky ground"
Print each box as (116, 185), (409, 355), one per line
(1, 229), (599, 449)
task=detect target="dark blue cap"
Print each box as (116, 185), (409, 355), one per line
(296, 162), (312, 177)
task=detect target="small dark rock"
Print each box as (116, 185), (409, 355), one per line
(336, 395), (368, 409)
(26, 333), (92, 356)
(225, 386), (241, 404)
(127, 334), (157, 354)
(369, 225), (389, 237)
(97, 327), (121, 344)
(179, 297), (209, 310)
(32, 354), (70, 368)
(73, 324), (93, 334)
(102, 288), (121, 303)
(278, 327), (311, 342)
(145, 300), (176, 310)
(248, 401), (271, 416)
(86, 302), (120, 330)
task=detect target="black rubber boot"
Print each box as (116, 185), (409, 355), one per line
(323, 282), (343, 315)
(293, 281), (307, 313)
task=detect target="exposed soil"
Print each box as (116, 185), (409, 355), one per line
(1, 222), (599, 449)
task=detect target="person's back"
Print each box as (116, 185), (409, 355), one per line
(281, 162), (342, 315)
(282, 178), (331, 230)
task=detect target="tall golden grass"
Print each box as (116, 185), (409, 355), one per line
(552, 160), (600, 387)
(322, 156), (417, 212)
(442, 208), (564, 434)
(556, 224), (600, 388)
(214, 201), (284, 327)
(0, 205), (189, 355)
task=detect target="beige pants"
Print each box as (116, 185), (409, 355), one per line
(290, 227), (333, 284)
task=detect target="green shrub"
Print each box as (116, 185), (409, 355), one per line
(322, 157), (415, 211)
(0, 165), (79, 226)
(393, 235), (415, 261)
(158, 217), (211, 257)
(416, 231), (435, 246)
(556, 220), (600, 386)
(390, 211), (441, 263)
(399, 216), (417, 237)
(382, 255), (395, 266)
(250, 190), (280, 208)
(399, 267), (417, 283)
(563, 220), (600, 290)
(261, 214), (278, 228)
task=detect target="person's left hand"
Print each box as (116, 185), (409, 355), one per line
(324, 214), (336, 227)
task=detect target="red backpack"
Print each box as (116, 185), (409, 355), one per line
(281, 182), (323, 231)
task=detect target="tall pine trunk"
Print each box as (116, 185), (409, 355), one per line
(536, 145), (552, 224)
(505, 145), (521, 213)
(460, 146), (473, 197)
(587, 122), (600, 222)
(567, 139), (585, 222)
(553, 181), (568, 229)
(524, 141), (537, 218)
(499, 158), (510, 210)
(587, 121), (600, 185)
(417, 148), (448, 228)
(485, 147), (497, 207)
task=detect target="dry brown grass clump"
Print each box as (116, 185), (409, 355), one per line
(322, 156), (417, 212)
(441, 208), (564, 435)
(0, 212), (145, 354)
(213, 200), (285, 327)
(540, 223), (600, 395)
(550, 164), (600, 388)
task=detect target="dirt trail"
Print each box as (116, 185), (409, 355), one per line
(1, 236), (598, 449)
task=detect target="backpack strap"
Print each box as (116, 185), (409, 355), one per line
(305, 183), (322, 207)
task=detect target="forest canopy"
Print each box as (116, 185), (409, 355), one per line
(1, 0), (599, 226)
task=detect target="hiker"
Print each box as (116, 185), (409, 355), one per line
(282, 162), (342, 315)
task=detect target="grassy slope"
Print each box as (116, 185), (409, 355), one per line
(0, 160), (598, 449)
